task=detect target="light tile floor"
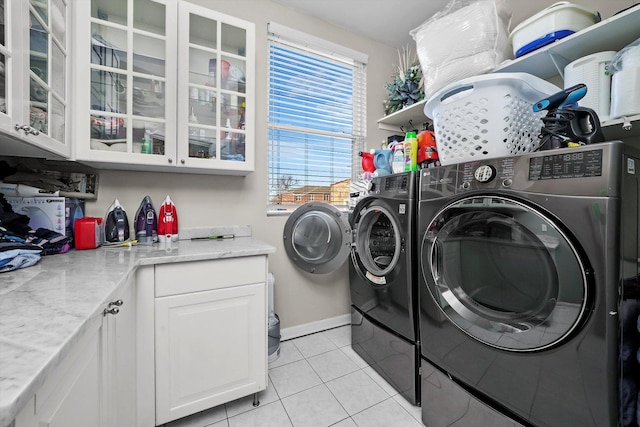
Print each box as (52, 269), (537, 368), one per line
(161, 325), (425, 427)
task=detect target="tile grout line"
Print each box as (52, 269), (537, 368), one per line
(276, 328), (359, 426)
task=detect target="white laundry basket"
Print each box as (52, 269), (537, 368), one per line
(424, 73), (560, 165)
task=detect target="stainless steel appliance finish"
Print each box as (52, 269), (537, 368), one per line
(283, 171), (421, 405)
(418, 141), (640, 426)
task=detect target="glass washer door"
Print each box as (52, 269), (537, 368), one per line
(422, 195), (589, 352)
(283, 202), (351, 274)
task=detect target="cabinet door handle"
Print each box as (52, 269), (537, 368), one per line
(103, 307), (120, 316)
(109, 299), (124, 307)
(180, 159), (185, 164)
(14, 124), (41, 136)
(167, 158), (173, 164)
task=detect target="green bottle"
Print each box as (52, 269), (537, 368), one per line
(141, 132), (152, 154)
(404, 131), (417, 171)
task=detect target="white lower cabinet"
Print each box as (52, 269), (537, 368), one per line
(105, 280), (137, 427)
(14, 317), (105, 427)
(153, 256), (268, 425)
(13, 255), (267, 427)
(14, 277), (136, 427)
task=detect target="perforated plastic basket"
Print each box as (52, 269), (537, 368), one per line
(424, 73), (561, 165)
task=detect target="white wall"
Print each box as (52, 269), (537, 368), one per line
(84, 0), (638, 331)
(83, 0), (399, 330)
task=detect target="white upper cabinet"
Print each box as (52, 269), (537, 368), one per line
(72, 0), (255, 175)
(0, 0), (71, 159)
(176, 2), (255, 174)
(0, 0), (11, 132)
(72, 0), (178, 169)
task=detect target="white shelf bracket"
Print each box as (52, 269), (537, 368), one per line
(377, 123), (404, 133)
(547, 51), (571, 80)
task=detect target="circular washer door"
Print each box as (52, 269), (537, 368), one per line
(421, 195), (589, 352)
(350, 200), (403, 286)
(283, 203), (351, 274)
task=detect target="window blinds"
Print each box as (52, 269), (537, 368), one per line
(267, 23), (367, 212)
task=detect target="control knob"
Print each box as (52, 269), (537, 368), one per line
(474, 165), (496, 183)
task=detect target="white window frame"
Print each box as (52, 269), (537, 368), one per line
(267, 23), (367, 213)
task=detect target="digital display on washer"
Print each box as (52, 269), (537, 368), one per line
(384, 174), (408, 191)
(529, 149), (603, 180)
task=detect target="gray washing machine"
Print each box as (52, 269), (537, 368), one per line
(283, 171), (420, 405)
(417, 141), (640, 427)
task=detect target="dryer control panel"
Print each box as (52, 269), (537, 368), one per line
(460, 157), (515, 191)
(456, 144), (614, 195)
(528, 149), (603, 180)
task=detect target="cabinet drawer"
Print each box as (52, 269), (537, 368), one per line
(155, 256), (266, 297)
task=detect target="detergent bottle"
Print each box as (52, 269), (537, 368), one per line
(417, 130), (439, 168)
(158, 195), (179, 243)
(392, 143), (405, 174)
(372, 148), (393, 176)
(404, 131), (418, 171)
(359, 151), (375, 174)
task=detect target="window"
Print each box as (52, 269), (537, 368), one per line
(267, 23), (367, 212)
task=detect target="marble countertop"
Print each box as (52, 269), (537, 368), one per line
(0, 232), (275, 427)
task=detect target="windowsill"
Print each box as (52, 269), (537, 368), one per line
(267, 210), (293, 217)
(267, 205), (349, 217)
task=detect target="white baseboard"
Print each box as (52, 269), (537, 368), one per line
(280, 313), (351, 341)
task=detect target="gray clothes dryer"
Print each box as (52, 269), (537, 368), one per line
(417, 141), (640, 427)
(283, 171), (421, 405)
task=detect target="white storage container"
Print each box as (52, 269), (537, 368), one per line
(610, 68), (640, 119)
(610, 40), (640, 119)
(509, 2), (600, 58)
(424, 73), (560, 165)
(564, 51), (616, 122)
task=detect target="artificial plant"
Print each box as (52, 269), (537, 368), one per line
(384, 46), (425, 115)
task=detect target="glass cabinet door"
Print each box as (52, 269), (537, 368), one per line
(0, 0), (70, 158)
(181, 4), (252, 167)
(74, 1), (253, 173)
(28, 0), (67, 143)
(89, 0), (168, 156)
(0, 0), (7, 120)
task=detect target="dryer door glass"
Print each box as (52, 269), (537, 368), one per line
(352, 204), (402, 279)
(422, 195), (588, 351)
